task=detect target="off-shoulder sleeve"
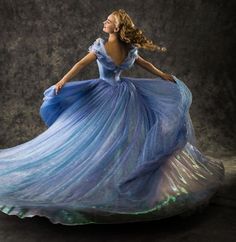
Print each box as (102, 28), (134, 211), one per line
(130, 47), (139, 60)
(88, 38), (103, 59)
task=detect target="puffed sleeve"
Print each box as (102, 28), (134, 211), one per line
(130, 47), (139, 60)
(88, 38), (103, 59)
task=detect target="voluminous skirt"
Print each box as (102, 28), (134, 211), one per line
(0, 75), (224, 225)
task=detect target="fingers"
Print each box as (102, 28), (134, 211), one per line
(162, 74), (175, 82)
(54, 81), (65, 95)
(166, 74), (174, 82)
(163, 76), (173, 81)
(55, 85), (61, 95)
(167, 77), (174, 82)
(168, 77), (176, 83)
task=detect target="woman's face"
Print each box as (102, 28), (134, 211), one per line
(103, 14), (118, 33)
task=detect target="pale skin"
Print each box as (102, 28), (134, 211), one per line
(55, 13), (175, 95)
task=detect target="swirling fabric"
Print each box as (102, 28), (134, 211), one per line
(0, 38), (224, 225)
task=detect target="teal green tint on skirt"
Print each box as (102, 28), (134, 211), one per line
(0, 75), (224, 225)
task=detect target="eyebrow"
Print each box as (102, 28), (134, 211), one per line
(107, 18), (112, 23)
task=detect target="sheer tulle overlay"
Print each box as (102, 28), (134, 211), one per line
(0, 38), (224, 225)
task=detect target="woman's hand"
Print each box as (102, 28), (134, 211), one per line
(160, 73), (176, 83)
(55, 79), (66, 95)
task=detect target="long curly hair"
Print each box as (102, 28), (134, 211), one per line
(111, 9), (167, 52)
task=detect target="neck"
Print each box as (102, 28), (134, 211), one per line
(107, 33), (120, 43)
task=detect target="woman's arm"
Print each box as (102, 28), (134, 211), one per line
(55, 52), (97, 94)
(134, 55), (175, 82)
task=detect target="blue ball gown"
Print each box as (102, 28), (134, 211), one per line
(0, 37), (225, 225)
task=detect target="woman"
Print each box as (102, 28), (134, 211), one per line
(54, 10), (175, 95)
(0, 9), (224, 225)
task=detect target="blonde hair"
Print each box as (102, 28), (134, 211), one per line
(111, 9), (167, 52)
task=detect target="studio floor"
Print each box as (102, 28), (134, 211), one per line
(0, 156), (235, 242)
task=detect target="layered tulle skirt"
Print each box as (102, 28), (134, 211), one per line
(0, 75), (224, 225)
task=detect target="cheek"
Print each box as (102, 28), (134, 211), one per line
(107, 24), (114, 28)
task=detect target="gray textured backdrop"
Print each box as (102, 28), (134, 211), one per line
(0, 0), (235, 157)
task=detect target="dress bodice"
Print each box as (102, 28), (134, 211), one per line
(88, 37), (139, 85)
